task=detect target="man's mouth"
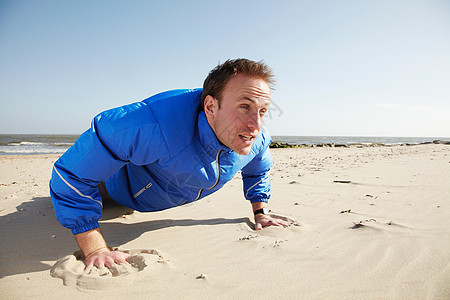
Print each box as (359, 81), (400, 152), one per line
(239, 134), (254, 142)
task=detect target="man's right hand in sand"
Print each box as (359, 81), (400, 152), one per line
(75, 228), (129, 269)
(83, 247), (130, 269)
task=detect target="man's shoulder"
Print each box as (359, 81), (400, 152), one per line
(93, 89), (202, 157)
(143, 89), (203, 158)
(142, 89), (202, 108)
(142, 88), (202, 127)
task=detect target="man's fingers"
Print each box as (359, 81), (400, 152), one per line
(83, 249), (131, 269)
(118, 253), (131, 263)
(256, 217), (289, 230)
(104, 257), (116, 269)
(255, 222), (263, 231)
(104, 251), (130, 268)
(84, 260), (94, 270)
(85, 256), (104, 270)
(112, 252), (131, 264)
(272, 219), (288, 227)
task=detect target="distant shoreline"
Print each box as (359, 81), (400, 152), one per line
(269, 139), (450, 148)
(271, 135), (450, 147)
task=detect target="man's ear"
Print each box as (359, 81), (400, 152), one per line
(204, 95), (218, 120)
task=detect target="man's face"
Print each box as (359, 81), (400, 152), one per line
(204, 74), (271, 155)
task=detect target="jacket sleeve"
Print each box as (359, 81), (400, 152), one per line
(241, 133), (273, 203)
(49, 102), (165, 235)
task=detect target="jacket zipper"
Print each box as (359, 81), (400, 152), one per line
(194, 150), (223, 201)
(133, 182), (153, 198)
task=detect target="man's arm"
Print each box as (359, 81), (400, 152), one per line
(75, 228), (129, 268)
(50, 102), (163, 268)
(242, 132), (287, 230)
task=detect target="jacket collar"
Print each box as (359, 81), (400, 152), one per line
(197, 111), (231, 156)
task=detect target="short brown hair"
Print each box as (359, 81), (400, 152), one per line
(200, 58), (275, 111)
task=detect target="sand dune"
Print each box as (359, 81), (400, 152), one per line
(0, 145), (449, 299)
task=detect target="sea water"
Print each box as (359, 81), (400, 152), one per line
(0, 134), (79, 155)
(0, 134), (448, 155)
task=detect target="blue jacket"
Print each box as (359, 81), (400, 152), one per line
(50, 89), (272, 235)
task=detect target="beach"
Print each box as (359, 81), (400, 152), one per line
(0, 145), (449, 299)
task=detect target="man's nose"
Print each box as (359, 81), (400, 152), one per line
(247, 111), (262, 132)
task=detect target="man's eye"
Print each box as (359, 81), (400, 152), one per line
(240, 105), (249, 110)
(260, 109), (267, 116)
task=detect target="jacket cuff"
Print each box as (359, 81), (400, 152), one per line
(71, 221), (100, 235)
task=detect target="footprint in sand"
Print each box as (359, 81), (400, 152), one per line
(50, 249), (168, 290)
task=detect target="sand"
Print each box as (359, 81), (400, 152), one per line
(0, 145), (449, 299)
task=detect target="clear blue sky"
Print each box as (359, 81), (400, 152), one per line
(1, 0), (449, 137)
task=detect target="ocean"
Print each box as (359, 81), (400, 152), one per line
(0, 134), (79, 155)
(0, 134), (448, 155)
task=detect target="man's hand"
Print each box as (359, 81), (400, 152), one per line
(75, 228), (130, 269)
(251, 202), (288, 230)
(84, 247), (130, 269)
(254, 213), (287, 230)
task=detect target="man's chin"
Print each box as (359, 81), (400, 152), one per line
(232, 145), (252, 155)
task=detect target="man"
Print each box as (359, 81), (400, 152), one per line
(50, 58), (287, 269)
